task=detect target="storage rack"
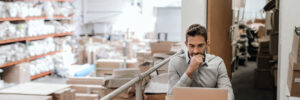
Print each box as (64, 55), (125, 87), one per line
(0, 0), (74, 80)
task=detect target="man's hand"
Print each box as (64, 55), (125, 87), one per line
(186, 55), (204, 78)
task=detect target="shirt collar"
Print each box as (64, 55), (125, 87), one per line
(185, 50), (209, 66)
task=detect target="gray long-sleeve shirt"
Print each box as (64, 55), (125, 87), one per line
(167, 52), (234, 100)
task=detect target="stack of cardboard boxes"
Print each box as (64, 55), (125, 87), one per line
(288, 30), (300, 97)
(255, 38), (275, 88)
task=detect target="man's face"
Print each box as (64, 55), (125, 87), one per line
(185, 35), (207, 57)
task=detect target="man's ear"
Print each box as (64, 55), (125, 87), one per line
(185, 41), (188, 47)
(207, 40), (210, 47)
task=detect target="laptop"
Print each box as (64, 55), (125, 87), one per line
(172, 87), (228, 100)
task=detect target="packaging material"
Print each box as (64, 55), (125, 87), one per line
(172, 87), (228, 100)
(0, 82), (71, 100)
(144, 94), (166, 100)
(0, 43), (27, 65)
(28, 38), (56, 56)
(0, 94), (52, 100)
(29, 56), (55, 77)
(66, 77), (105, 85)
(75, 93), (98, 100)
(2, 63), (30, 84)
(254, 68), (274, 89)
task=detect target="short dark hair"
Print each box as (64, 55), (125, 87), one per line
(186, 24), (207, 42)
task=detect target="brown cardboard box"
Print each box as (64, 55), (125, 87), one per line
(66, 77), (105, 85)
(258, 26), (266, 38)
(269, 33), (278, 55)
(104, 77), (132, 88)
(144, 93), (166, 100)
(288, 53), (300, 97)
(292, 33), (300, 62)
(2, 63), (30, 84)
(75, 93), (98, 100)
(112, 68), (140, 78)
(0, 94), (52, 100)
(96, 59), (139, 69)
(254, 68), (274, 89)
(172, 87), (228, 100)
(150, 41), (176, 55)
(96, 68), (113, 76)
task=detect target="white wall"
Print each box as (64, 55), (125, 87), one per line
(154, 7), (181, 41)
(278, 0), (300, 100)
(181, 0), (207, 42)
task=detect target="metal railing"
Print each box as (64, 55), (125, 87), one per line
(100, 49), (184, 100)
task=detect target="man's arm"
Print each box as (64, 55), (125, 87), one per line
(167, 58), (193, 95)
(217, 61), (235, 100)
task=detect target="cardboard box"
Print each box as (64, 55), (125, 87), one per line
(0, 94), (53, 100)
(96, 59), (139, 69)
(0, 82), (71, 100)
(70, 84), (105, 94)
(172, 87), (228, 100)
(2, 63), (30, 84)
(144, 93), (166, 100)
(150, 41), (176, 55)
(269, 33), (278, 55)
(288, 53), (300, 97)
(96, 68), (113, 76)
(291, 33), (300, 62)
(258, 26), (266, 38)
(75, 93), (98, 100)
(112, 68), (140, 78)
(104, 77), (132, 88)
(66, 77), (105, 85)
(101, 88), (134, 99)
(254, 68), (274, 89)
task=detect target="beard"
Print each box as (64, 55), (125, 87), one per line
(189, 52), (205, 57)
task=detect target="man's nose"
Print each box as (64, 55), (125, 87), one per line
(193, 48), (200, 53)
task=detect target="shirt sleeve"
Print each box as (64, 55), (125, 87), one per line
(167, 58), (193, 95)
(217, 61), (235, 100)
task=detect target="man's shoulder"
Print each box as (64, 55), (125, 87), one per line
(206, 54), (224, 64)
(169, 53), (186, 64)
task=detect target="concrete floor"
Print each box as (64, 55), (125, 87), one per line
(232, 61), (276, 100)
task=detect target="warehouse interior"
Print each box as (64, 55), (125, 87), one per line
(0, 0), (299, 100)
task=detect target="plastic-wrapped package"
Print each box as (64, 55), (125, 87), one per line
(6, 2), (18, 18)
(0, 43), (27, 64)
(28, 38), (56, 56)
(0, 2), (7, 18)
(43, 2), (54, 19)
(15, 23), (27, 38)
(16, 2), (29, 18)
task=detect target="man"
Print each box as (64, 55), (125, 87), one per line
(167, 24), (234, 100)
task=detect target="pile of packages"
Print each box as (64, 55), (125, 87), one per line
(0, 20), (74, 40)
(0, 1), (74, 18)
(0, 43), (27, 65)
(28, 38), (57, 56)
